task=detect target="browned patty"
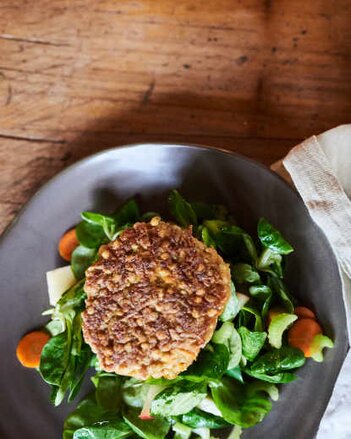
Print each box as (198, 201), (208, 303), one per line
(82, 217), (231, 379)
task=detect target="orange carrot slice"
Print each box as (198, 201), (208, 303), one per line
(288, 318), (322, 357)
(58, 228), (79, 261)
(16, 330), (50, 368)
(294, 306), (316, 320)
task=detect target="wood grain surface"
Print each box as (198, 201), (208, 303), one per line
(1, 0), (351, 233)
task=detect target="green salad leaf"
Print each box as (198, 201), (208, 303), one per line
(122, 379), (149, 409)
(212, 322), (242, 369)
(63, 393), (130, 439)
(226, 366), (244, 384)
(73, 419), (132, 439)
(71, 246), (97, 280)
(168, 190), (197, 227)
(178, 408), (229, 429)
(124, 407), (170, 439)
(250, 347), (305, 374)
(81, 212), (117, 241)
(244, 369), (297, 384)
(258, 218), (294, 255)
(203, 219), (229, 236)
(257, 248), (283, 278)
(200, 226), (216, 248)
(210, 377), (272, 428)
(238, 327), (267, 361)
(40, 280), (92, 405)
(151, 381), (207, 417)
(232, 263), (260, 284)
(246, 381), (279, 402)
(240, 306), (264, 332)
(111, 199), (140, 226)
(68, 343), (93, 402)
(56, 279), (86, 315)
(248, 285), (272, 320)
(185, 344), (229, 381)
(191, 202), (228, 221)
(80, 199), (139, 244)
(76, 221), (107, 249)
(220, 282), (240, 322)
(40, 332), (70, 386)
(211, 225), (257, 264)
(63, 393), (106, 439)
(93, 372), (123, 411)
(268, 277), (295, 313)
(72, 200), (141, 279)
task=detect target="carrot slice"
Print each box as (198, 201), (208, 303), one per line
(58, 228), (79, 261)
(294, 306), (316, 320)
(16, 330), (50, 368)
(288, 318), (322, 357)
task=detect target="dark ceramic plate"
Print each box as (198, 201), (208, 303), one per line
(0, 144), (348, 439)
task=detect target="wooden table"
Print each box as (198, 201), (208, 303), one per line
(1, 1), (350, 233)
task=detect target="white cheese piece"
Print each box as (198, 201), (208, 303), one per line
(46, 265), (76, 306)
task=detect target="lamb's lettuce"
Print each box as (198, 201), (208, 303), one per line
(151, 382), (207, 417)
(258, 218), (293, 255)
(220, 282), (240, 322)
(124, 408), (170, 439)
(210, 378), (272, 428)
(237, 327), (266, 361)
(212, 322), (242, 369)
(168, 190), (197, 227)
(36, 191), (333, 439)
(250, 347), (305, 374)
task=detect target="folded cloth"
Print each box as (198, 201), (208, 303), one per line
(272, 124), (351, 439)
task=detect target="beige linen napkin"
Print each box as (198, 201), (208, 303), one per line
(272, 124), (351, 438)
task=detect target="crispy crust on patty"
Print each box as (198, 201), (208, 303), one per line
(82, 217), (231, 379)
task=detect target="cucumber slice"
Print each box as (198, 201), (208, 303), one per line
(310, 334), (334, 362)
(268, 313), (297, 349)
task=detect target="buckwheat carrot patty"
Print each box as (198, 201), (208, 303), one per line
(82, 217), (231, 380)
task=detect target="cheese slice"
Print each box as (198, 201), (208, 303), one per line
(46, 265), (76, 306)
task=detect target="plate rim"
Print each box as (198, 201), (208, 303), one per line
(1, 142), (301, 241)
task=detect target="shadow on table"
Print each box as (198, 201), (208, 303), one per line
(66, 90), (299, 165)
